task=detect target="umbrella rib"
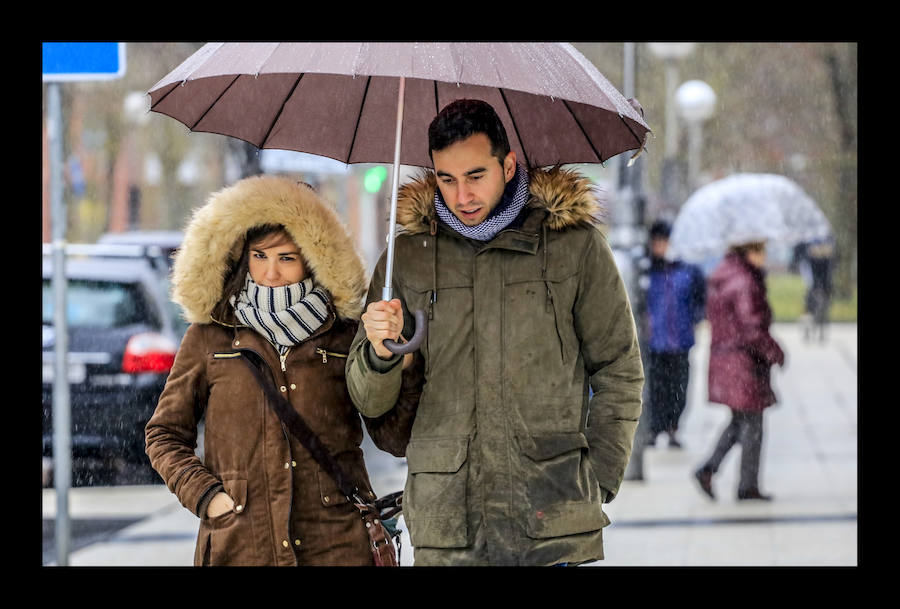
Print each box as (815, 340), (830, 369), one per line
(497, 88), (529, 168)
(189, 75), (241, 131)
(148, 82), (178, 112)
(562, 99), (604, 164)
(260, 73), (305, 149)
(346, 76), (372, 164)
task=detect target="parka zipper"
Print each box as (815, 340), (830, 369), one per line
(315, 348), (348, 364)
(233, 345), (298, 559)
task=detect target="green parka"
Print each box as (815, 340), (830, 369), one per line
(346, 166), (644, 566)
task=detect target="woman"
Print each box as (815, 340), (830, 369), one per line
(693, 241), (784, 502)
(145, 175), (388, 566)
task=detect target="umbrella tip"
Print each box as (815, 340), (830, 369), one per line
(627, 148), (644, 167)
(626, 97), (644, 117)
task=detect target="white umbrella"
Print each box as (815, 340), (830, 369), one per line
(667, 173), (832, 264)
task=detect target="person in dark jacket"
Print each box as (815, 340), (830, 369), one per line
(797, 238), (835, 342)
(346, 99), (643, 566)
(644, 220), (706, 448)
(693, 241), (785, 502)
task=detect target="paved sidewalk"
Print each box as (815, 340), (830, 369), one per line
(596, 321), (857, 566)
(42, 322), (857, 567)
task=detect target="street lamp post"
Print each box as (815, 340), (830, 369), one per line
(647, 43), (695, 207)
(623, 44), (695, 483)
(675, 79), (717, 193)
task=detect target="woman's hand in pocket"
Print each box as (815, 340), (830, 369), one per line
(206, 491), (235, 518)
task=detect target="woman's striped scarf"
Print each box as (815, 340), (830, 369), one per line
(231, 273), (331, 354)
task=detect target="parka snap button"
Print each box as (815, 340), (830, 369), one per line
(280, 385), (287, 392)
(291, 460), (297, 467)
(284, 462), (290, 469)
(234, 504), (243, 512)
(290, 383), (296, 390)
(294, 539), (301, 546)
(234, 340), (240, 346)
(323, 496), (330, 503)
(282, 540), (289, 548)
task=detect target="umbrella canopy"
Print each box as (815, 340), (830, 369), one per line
(147, 42), (651, 169)
(666, 173), (832, 264)
(148, 42), (652, 354)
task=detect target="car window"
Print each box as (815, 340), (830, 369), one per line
(42, 279), (161, 329)
(159, 276), (189, 340)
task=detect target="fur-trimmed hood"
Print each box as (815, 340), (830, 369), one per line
(395, 165), (605, 235)
(171, 174), (368, 324)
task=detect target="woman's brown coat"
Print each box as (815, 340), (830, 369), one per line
(145, 175), (401, 566)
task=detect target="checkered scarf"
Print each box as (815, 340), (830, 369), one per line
(231, 273), (331, 354)
(434, 163), (530, 241)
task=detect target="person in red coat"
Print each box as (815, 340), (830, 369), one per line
(693, 241), (785, 501)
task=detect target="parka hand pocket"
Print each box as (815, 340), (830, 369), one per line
(518, 433), (609, 539)
(404, 436), (469, 548)
(196, 475), (252, 566)
(206, 476), (247, 527)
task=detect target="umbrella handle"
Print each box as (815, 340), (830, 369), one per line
(383, 309), (427, 355)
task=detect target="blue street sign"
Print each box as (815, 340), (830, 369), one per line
(42, 42), (126, 81)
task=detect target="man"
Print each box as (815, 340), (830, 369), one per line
(346, 99), (644, 566)
(643, 220), (706, 448)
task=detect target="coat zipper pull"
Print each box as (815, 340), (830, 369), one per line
(316, 347), (328, 363)
(280, 349), (288, 371)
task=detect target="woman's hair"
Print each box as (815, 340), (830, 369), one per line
(211, 223), (289, 322)
(730, 241), (766, 258)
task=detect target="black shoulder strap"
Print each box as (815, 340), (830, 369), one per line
(238, 351), (360, 501)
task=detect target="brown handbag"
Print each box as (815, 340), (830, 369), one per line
(239, 350), (402, 566)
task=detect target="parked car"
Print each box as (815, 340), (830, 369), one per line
(42, 244), (182, 487)
(97, 230), (183, 271)
(97, 232), (189, 339)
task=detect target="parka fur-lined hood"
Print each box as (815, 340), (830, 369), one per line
(171, 174), (368, 324)
(395, 165), (605, 235)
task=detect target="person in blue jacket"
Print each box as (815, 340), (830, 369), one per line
(644, 220), (706, 448)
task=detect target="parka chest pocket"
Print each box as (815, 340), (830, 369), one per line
(314, 347), (349, 382)
(404, 436), (470, 548)
(210, 351), (243, 369)
(503, 270), (579, 369)
(208, 352), (261, 432)
(314, 348), (348, 365)
(518, 433), (609, 539)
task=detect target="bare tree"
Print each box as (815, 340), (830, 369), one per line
(823, 43), (858, 299)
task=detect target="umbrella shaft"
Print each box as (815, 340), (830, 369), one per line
(383, 76), (406, 302)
